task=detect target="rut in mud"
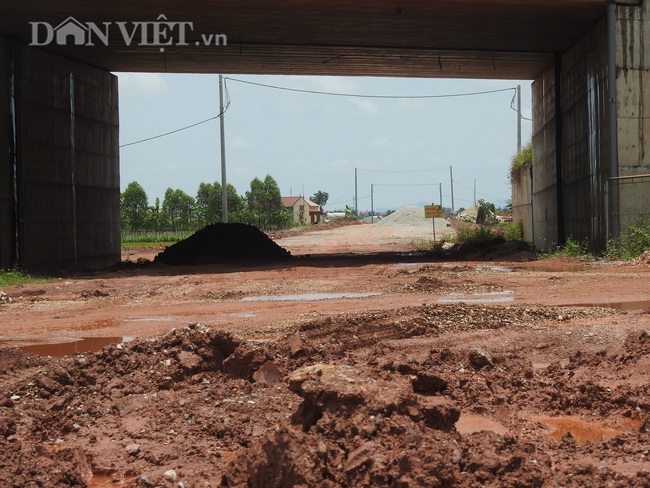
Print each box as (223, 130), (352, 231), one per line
(1, 304), (649, 487)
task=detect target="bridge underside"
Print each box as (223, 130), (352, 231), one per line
(0, 0), (647, 270)
(0, 0), (612, 78)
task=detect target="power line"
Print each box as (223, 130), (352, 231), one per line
(120, 84), (231, 148)
(358, 167), (448, 174)
(371, 183), (439, 187)
(225, 76), (517, 100)
(510, 90), (532, 121)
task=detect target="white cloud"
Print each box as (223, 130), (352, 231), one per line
(351, 99), (379, 116)
(302, 76), (358, 94)
(397, 99), (425, 111)
(401, 141), (424, 152)
(372, 137), (390, 148)
(231, 136), (251, 148)
(330, 158), (350, 171)
(117, 73), (168, 96)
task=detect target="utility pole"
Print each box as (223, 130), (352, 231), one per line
(219, 74), (228, 223)
(370, 184), (374, 223)
(517, 84), (522, 153)
(439, 182), (442, 208)
(449, 165), (455, 213)
(473, 178), (477, 206)
(354, 168), (358, 214)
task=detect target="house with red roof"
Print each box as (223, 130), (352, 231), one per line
(281, 196), (324, 225)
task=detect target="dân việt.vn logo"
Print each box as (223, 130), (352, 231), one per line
(29, 14), (227, 51)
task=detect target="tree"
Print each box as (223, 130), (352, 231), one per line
(310, 190), (329, 210)
(162, 188), (195, 231)
(196, 182), (222, 226)
(225, 183), (245, 223)
(245, 175), (290, 230)
(196, 182), (245, 226)
(120, 181), (148, 231)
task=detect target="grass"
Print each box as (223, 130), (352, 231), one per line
(121, 231), (193, 244)
(0, 267), (52, 288)
(410, 238), (446, 251)
(536, 237), (595, 260)
(454, 226), (505, 245)
(604, 217), (650, 260)
(510, 142), (532, 180)
(537, 218), (650, 261)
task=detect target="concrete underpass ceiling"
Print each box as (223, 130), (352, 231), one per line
(0, 0), (612, 79)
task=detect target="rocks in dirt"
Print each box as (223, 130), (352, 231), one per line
(125, 443), (141, 456)
(153, 223), (291, 265)
(287, 363), (460, 432)
(468, 348), (494, 370)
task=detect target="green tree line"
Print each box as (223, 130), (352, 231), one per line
(120, 174), (294, 233)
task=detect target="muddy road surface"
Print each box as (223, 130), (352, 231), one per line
(1, 221), (649, 487)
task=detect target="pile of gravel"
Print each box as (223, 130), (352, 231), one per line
(376, 205), (448, 230)
(154, 223), (292, 265)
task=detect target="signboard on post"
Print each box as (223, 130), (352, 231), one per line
(424, 204), (443, 241)
(424, 205), (443, 218)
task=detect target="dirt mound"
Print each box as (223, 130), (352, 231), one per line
(376, 205), (448, 230)
(153, 223), (291, 265)
(1, 312), (650, 487)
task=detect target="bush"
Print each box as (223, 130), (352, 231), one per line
(510, 142), (532, 182)
(454, 226), (504, 245)
(0, 267), (51, 287)
(605, 217), (650, 260)
(493, 221), (523, 241)
(121, 231), (193, 244)
(537, 236), (594, 260)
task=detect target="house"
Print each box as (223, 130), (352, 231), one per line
(281, 196), (324, 225)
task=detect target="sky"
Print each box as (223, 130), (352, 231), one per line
(116, 73), (532, 213)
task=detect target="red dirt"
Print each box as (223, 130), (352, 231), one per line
(1, 224), (649, 487)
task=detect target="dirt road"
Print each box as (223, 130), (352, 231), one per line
(1, 222), (649, 487)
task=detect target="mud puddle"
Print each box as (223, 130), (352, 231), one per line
(19, 336), (134, 357)
(242, 292), (381, 301)
(535, 416), (637, 445)
(437, 290), (514, 304)
(455, 414), (509, 435)
(566, 299), (650, 311)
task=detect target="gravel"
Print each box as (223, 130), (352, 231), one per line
(375, 205), (449, 231)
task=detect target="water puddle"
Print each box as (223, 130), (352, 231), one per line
(20, 337), (134, 357)
(535, 416), (631, 445)
(523, 264), (589, 272)
(455, 414), (509, 435)
(565, 300), (650, 311)
(436, 290), (514, 304)
(122, 316), (176, 322)
(242, 292), (381, 302)
(475, 265), (513, 273)
(230, 312), (257, 318)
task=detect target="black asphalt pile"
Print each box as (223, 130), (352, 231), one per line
(154, 223), (292, 265)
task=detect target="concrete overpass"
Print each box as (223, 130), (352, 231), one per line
(0, 1), (648, 270)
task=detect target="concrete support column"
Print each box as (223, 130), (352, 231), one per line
(0, 36), (120, 272)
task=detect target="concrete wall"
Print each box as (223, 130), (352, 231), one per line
(1, 40), (120, 271)
(531, 64), (559, 250)
(0, 37), (12, 269)
(560, 18), (609, 249)
(616, 4), (650, 230)
(511, 164), (533, 244)
(531, 18), (610, 250)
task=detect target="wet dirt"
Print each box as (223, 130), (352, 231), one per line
(1, 223), (650, 487)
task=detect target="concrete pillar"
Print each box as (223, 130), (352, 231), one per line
(530, 18), (610, 250)
(0, 37), (13, 269)
(1, 38), (120, 272)
(615, 3), (650, 231)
